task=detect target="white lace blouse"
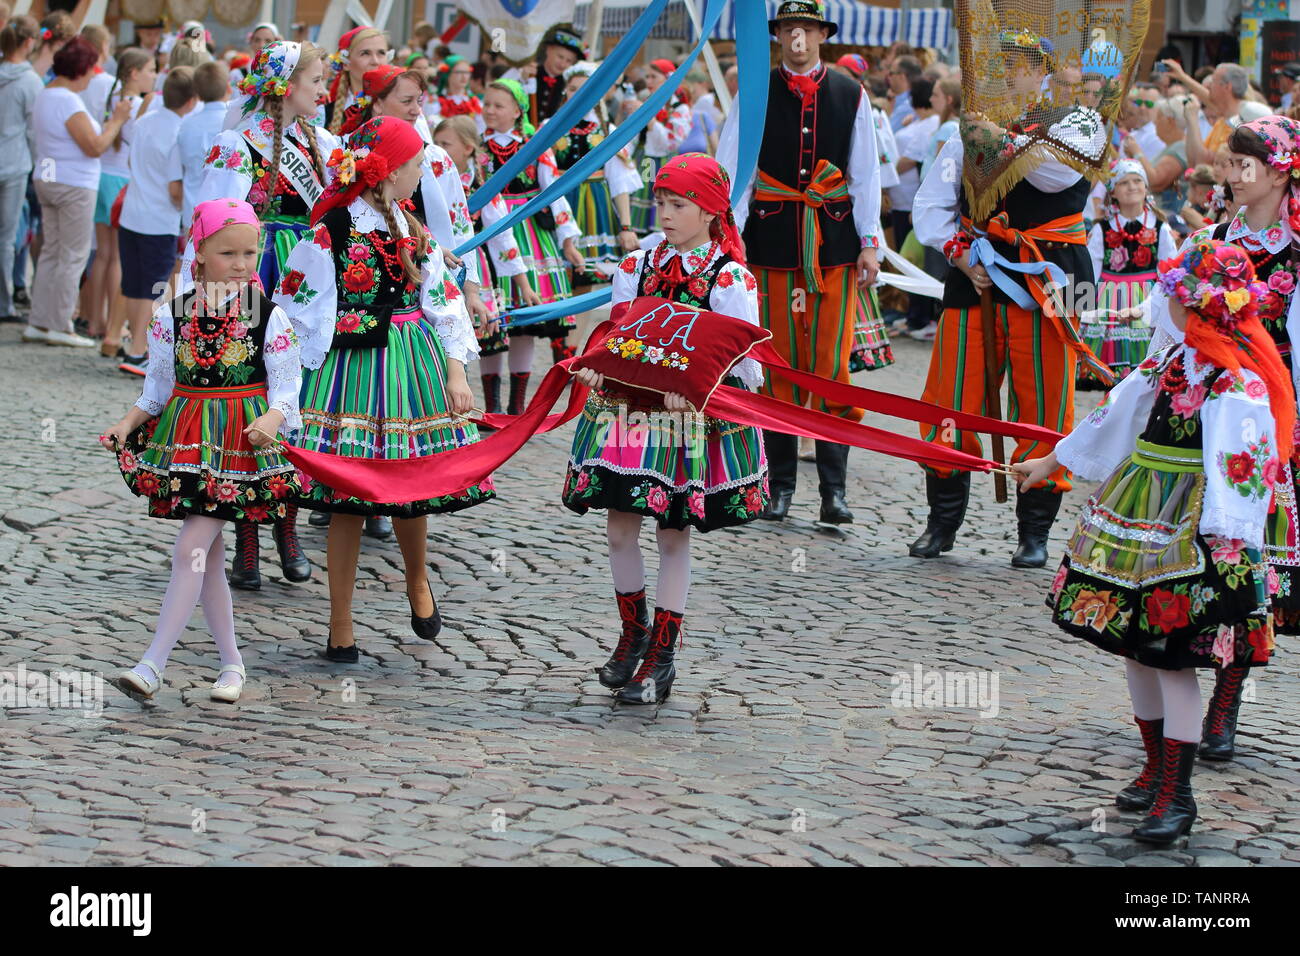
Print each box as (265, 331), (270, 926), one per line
(273, 197), (479, 369)
(134, 297), (303, 433)
(610, 242), (764, 390)
(1057, 343), (1279, 547)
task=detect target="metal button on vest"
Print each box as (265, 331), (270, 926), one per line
(800, 168), (807, 175)
(802, 127), (810, 134)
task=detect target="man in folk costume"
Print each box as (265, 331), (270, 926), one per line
(909, 26), (1111, 567)
(718, 0), (886, 525)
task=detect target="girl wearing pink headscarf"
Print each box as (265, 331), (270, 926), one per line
(100, 200), (304, 705)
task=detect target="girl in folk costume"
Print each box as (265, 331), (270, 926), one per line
(566, 154), (769, 704)
(629, 59), (692, 236)
(433, 115), (540, 416)
(198, 40), (337, 591)
(324, 27), (389, 135)
(1078, 159), (1178, 388)
(480, 78), (584, 413)
(426, 55), (483, 134)
(274, 117), (492, 663)
(102, 200), (304, 704)
(1014, 240), (1287, 844)
(337, 65), (490, 333)
(848, 103), (899, 374)
(1147, 116), (1300, 765)
(552, 60), (642, 271)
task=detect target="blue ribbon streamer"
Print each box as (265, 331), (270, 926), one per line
(454, 0), (728, 259)
(466, 0), (671, 215)
(967, 236), (1067, 311)
(497, 288), (612, 329)
(730, 0), (769, 207)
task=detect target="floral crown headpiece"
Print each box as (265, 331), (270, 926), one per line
(1156, 239), (1266, 326)
(1239, 115), (1300, 182)
(236, 40), (301, 99)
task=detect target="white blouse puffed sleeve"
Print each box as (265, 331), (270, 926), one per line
(135, 303), (177, 416)
(261, 304), (303, 433)
(271, 222), (338, 370)
(610, 250), (646, 306)
(537, 148), (580, 243)
(1200, 367), (1279, 548)
(197, 130), (257, 206)
(709, 261), (764, 390)
(603, 129), (643, 198)
(431, 145), (478, 284)
(1054, 347), (1168, 479)
(480, 194), (528, 278)
(419, 223), (479, 365)
(1157, 222), (1178, 262)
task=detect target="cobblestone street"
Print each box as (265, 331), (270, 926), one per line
(2, 322), (1298, 867)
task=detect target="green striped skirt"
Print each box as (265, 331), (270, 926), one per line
(561, 378), (769, 532)
(259, 215), (310, 293)
(116, 383), (301, 522)
(850, 282), (895, 373)
(1265, 460), (1300, 633)
(494, 190), (574, 340)
(293, 309), (496, 517)
(1047, 439), (1274, 669)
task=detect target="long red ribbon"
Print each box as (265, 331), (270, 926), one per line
(279, 321), (1065, 506)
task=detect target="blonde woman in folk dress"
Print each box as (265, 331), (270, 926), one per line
(434, 115), (540, 418)
(273, 117), (492, 663)
(1015, 240), (1288, 845)
(196, 39), (338, 590)
(1078, 159), (1177, 389)
(566, 154), (769, 705)
(480, 78), (584, 415)
(324, 26), (389, 136)
(103, 201), (303, 705)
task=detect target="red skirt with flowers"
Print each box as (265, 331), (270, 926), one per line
(115, 384), (302, 522)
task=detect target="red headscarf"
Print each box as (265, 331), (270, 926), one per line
(328, 25), (368, 101)
(649, 58), (676, 78)
(312, 116), (425, 226)
(653, 152), (745, 267)
(338, 64), (408, 135)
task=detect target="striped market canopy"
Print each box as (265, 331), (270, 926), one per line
(574, 1), (952, 50)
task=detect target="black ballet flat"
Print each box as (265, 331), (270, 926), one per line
(324, 631), (359, 663)
(409, 578), (442, 641)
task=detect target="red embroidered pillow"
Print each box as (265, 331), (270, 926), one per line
(572, 296), (771, 409)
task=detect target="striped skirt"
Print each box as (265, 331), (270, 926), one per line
(494, 190), (574, 340)
(1265, 460), (1300, 634)
(1047, 439), (1273, 670)
(562, 379), (769, 532)
(259, 215), (310, 294)
(115, 383), (301, 522)
(629, 153), (665, 235)
(293, 308), (496, 517)
(474, 245), (509, 357)
(1077, 270), (1155, 384)
(567, 174), (618, 262)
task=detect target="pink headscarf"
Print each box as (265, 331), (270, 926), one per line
(1236, 115), (1300, 238)
(191, 198), (261, 246)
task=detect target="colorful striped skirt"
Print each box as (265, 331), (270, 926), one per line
(474, 245), (509, 357)
(1265, 460), (1300, 633)
(293, 308), (496, 517)
(1047, 439), (1274, 669)
(114, 383), (301, 522)
(493, 190), (574, 340)
(629, 153), (665, 235)
(567, 173), (618, 262)
(259, 215), (310, 294)
(850, 282), (895, 373)
(562, 379), (769, 532)
(1077, 270), (1155, 385)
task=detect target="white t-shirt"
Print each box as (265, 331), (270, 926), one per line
(119, 108), (185, 236)
(95, 90), (146, 179)
(34, 86), (101, 191)
(886, 113), (938, 213)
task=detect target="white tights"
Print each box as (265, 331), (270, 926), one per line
(1125, 659), (1201, 742)
(479, 336), (536, 376)
(132, 516), (242, 685)
(606, 510), (691, 613)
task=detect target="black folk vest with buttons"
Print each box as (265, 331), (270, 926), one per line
(742, 67), (863, 272)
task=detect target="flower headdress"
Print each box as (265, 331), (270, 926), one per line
(236, 40), (301, 100)
(997, 29), (1055, 71)
(311, 116), (425, 225)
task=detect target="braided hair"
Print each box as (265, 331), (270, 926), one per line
(257, 44), (327, 216)
(329, 27), (387, 135)
(369, 186), (429, 287)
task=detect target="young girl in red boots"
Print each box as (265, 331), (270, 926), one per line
(566, 153), (769, 704)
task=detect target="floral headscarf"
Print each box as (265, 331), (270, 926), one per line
(1237, 115), (1300, 239)
(227, 40), (302, 128)
(311, 116), (425, 225)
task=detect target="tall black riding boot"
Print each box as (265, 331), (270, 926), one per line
(1132, 738), (1198, 844)
(273, 503), (312, 582)
(228, 520), (261, 590)
(761, 430), (797, 520)
(1011, 486), (1063, 568)
(815, 441), (853, 524)
(598, 589), (652, 688)
(1199, 664), (1248, 761)
(908, 472), (971, 558)
(1116, 716), (1164, 811)
(616, 608), (682, 704)
(481, 373), (502, 413)
(508, 371), (531, 416)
